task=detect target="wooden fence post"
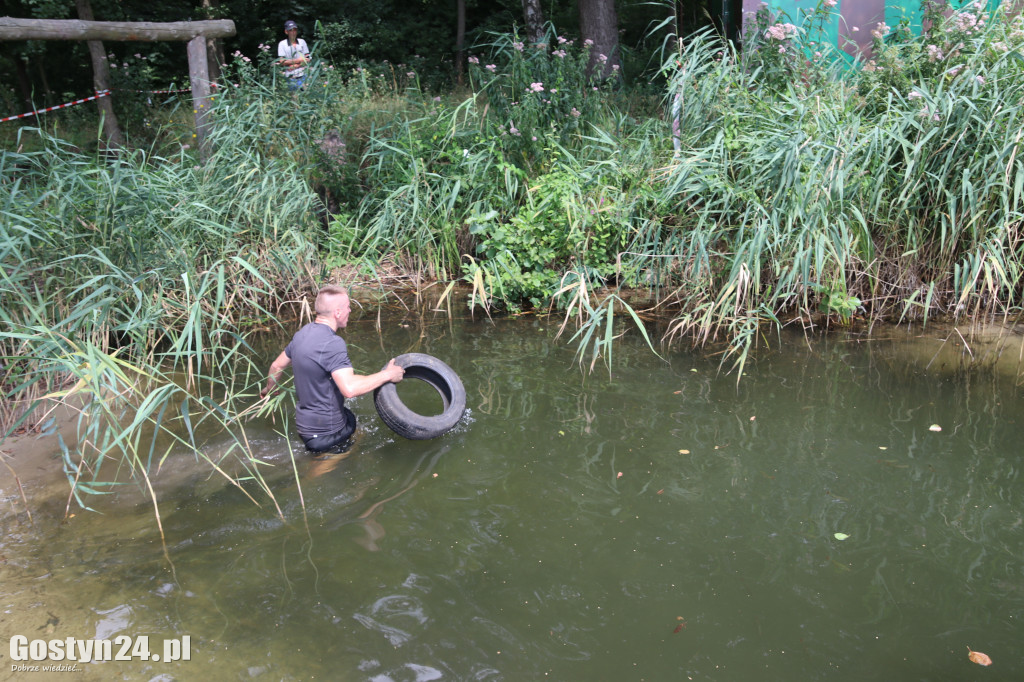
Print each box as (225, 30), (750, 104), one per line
(1, 18), (235, 157)
(187, 35), (212, 161)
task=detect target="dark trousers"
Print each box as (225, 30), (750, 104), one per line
(301, 407), (356, 454)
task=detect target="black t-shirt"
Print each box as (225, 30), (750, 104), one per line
(285, 322), (352, 436)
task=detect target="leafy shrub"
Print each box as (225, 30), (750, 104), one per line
(107, 51), (184, 145)
(466, 159), (652, 308)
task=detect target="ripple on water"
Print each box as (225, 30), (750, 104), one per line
(92, 603), (132, 640)
(353, 594), (429, 646)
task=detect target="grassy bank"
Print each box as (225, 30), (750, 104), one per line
(2, 1), (1024, 514)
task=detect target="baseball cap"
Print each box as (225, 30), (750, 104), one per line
(284, 20), (298, 30)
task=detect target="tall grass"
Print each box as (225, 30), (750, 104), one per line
(636, 1), (1024, 370)
(332, 98), (487, 279)
(0, 109), (322, 520)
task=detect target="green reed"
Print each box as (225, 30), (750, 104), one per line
(0, 113), (322, 520)
(623, 3), (1024, 372)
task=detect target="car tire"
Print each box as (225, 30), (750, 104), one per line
(373, 353), (466, 440)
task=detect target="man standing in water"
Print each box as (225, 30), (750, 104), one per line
(263, 285), (404, 454)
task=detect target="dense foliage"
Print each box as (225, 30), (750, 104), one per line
(0, 0), (681, 116)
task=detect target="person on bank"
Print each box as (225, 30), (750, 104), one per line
(277, 19), (310, 89)
(263, 285), (405, 454)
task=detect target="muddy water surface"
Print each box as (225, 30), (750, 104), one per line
(2, 312), (1023, 680)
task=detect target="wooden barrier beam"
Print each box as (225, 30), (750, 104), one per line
(0, 18), (235, 42)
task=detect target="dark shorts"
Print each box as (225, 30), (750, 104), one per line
(301, 407), (356, 454)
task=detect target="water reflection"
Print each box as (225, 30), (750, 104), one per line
(1, 317), (1022, 680)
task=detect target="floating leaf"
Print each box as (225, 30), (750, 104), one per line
(929, 424), (942, 432)
(967, 648), (992, 666)
(616, 472), (623, 479)
(834, 532), (850, 541)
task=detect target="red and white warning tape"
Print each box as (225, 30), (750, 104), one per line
(1, 83), (220, 123)
(0, 90), (111, 124)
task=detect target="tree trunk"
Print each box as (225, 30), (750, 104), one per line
(74, 0), (125, 149)
(205, 35), (222, 81)
(577, 0), (620, 79)
(36, 60), (54, 105)
(455, 0), (466, 86)
(521, 0), (545, 45)
(14, 57), (38, 124)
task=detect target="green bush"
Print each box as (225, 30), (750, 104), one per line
(467, 162), (651, 308)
